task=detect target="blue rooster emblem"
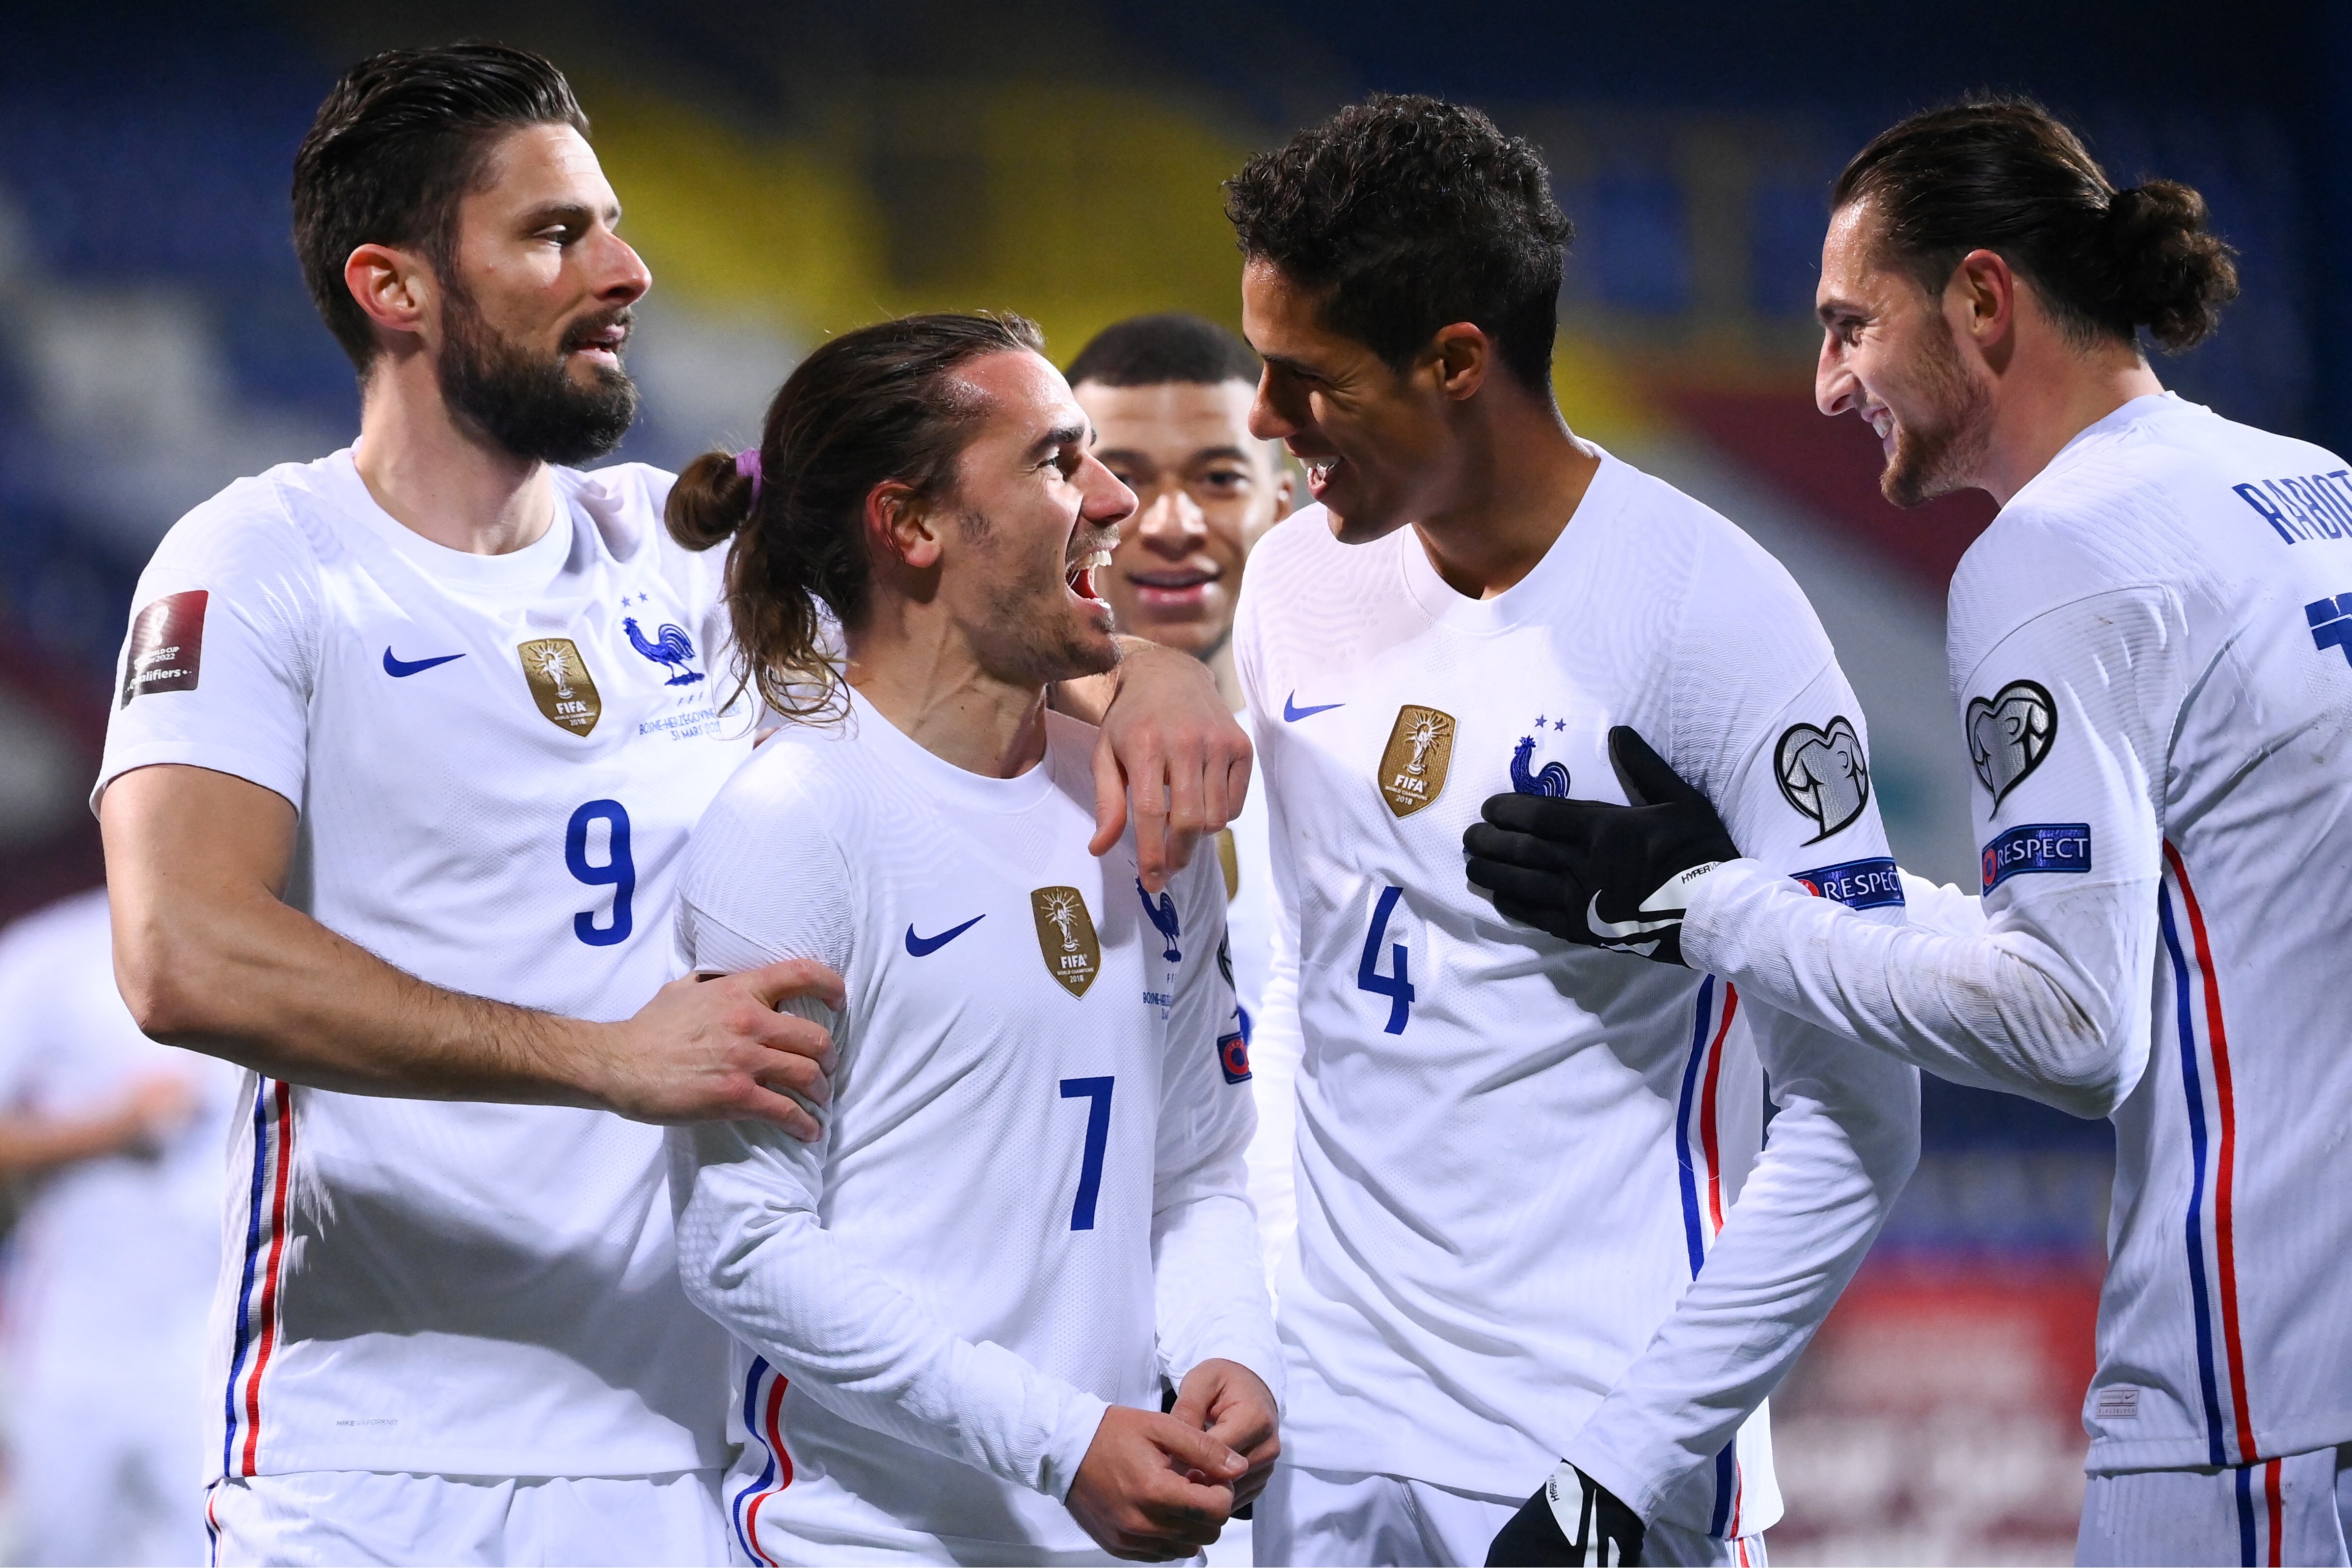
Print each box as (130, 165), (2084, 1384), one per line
(622, 617), (705, 685)
(1510, 735), (1571, 797)
(1136, 879), (1182, 964)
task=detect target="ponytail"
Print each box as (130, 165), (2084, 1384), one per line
(1834, 96), (2239, 355)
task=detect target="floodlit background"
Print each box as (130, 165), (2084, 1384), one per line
(0, 2), (2338, 1562)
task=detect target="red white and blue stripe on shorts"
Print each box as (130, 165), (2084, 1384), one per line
(1674, 975), (1748, 1544)
(733, 1355), (796, 1566)
(2157, 843), (2281, 1565)
(219, 1077), (295, 1482)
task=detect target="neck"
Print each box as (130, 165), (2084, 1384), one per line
(845, 612), (1050, 780)
(1411, 387), (1600, 599)
(1980, 336), (2163, 506)
(351, 349), (557, 556)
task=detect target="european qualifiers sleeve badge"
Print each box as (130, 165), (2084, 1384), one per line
(1379, 705), (1457, 818)
(1967, 680), (2056, 806)
(517, 638), (603, 735)
(1030, 886), (1102, 998)
(1775, 716), (1871, 842)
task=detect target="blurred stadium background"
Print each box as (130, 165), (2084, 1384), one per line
(0, 2), (2336, 1561)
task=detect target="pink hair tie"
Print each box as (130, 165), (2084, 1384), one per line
(733, 448), (763, 505)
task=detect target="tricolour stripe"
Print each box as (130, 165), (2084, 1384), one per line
(2265, 1457), (2283, 1567)
(219, 1079), (294, 1478)
(1677, 977), (1742, 1540)
(2165, 845), (2257, 1465)
(2156, 883), (2228, 1467)
(731, 1356), (794, 1565)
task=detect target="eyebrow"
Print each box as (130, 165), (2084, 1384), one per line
(1027, 422), (1088, 460)
(518, 200), (616, 231)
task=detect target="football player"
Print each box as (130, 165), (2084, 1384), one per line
(96, 45), (1244, 1562)
(1467, 98), (2352, 1565)
(666, 312), (1280, 1564)
(1224, 95), (1920, 1566)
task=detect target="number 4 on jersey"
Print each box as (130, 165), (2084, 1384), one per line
(1357, 884), (1415, 1035)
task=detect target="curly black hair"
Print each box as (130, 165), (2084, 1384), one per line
(1835, 96), (2238, 354)
(1225, 93), (1571, 391)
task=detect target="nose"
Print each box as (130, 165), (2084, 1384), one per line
(1248, 367), (1298, 443)
(1133, 485), (1206, 555)
(1081, 455), (1137, 532)
(1815, 332), (1858, 418)
(597, 233), (653, 308)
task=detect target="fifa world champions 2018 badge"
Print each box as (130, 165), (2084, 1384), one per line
(1967, 680), (2056, 807)
(1379, 705), (1457, 818)
(1030, 886), (1102, 998)
(517, 638), (603, 735)
(1776, 715), (1871, 843)
(120, 589), (209, 706)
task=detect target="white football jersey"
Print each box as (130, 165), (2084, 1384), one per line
(0, 889), (241, 1393)
(1230, 449), (1919, 1536)
(670, 693), (1278, 1565)
(1685, 394), (2352, 1477)
(96, 449), (745, 1480)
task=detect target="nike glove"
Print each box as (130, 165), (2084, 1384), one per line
(1463, 725), (1736, 967)
(1487, 1462), (1647, 1567)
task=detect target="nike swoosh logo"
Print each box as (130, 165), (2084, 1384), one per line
(1586, 893), (1681, 946)
(1283, 691), (1345, 722)
(383, 648), (466, 678)
(905, 914), (985, 956)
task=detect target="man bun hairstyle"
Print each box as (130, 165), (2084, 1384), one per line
(294, 44), (591, 371)
(1833, 96), (2239, 354)
(1066, 312), (1260, 389)
(1225, 93), (1570, 391)
(665, 311), (1046, 723)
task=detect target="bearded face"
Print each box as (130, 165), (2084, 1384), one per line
(1878, 305), (1996, 508)
(436, 278), (639, 467)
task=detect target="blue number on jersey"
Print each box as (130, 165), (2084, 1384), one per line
(565, 800), (635, 947)
(1357, 884), (1415, 1035)
(1059, 1076), (1115, 1230)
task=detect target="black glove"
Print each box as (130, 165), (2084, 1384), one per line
(1487, 1462), (1647, 1566)
(1463, 726), (1736, 967)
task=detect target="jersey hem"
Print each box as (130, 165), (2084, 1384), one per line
(209, 1438), (727, 1484)
(2085, 1418), (2352, 1476)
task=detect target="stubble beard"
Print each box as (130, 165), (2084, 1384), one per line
(970, 511), (1121, 689)
(1880, 318), (1995, 508)
(437, 282), (640, 467)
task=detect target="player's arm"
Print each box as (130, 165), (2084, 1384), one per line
(102, 763), (838, 1132)
(0, 1075), (197, 1175)
(1053, 635), (1253, 893)
(1146, 872), (1282, 1510)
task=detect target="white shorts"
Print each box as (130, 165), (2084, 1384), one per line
(205, 1468), (729, 1567)
(2077, 1445), (2352, 1567)
(1251, 1464), (1765, 1568)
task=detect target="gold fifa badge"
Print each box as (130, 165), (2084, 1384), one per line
(1030, 885), (1102, 998)
(517, 638), (603, 735)
(1378, 705), (1456, 818)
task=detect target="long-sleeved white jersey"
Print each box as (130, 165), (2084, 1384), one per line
(1686, 392), (2352, 1477)
(670, 692), (1280, 1566)
(1230, 448), (1920, 1536)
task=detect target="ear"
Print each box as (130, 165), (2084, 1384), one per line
(866, 480), (946, 570)
(1428, 322), (1492, 402)
(1948, 248), (2016, 351)
(344, 242), (434, 346)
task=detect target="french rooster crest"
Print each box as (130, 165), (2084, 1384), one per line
(1510, 735), (1571, 797)
(1135, 879), (1182, 964)
(622, 617), (705, 685)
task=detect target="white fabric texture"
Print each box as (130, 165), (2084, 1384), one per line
(1682, 395), (2352, 1476)
(1222, 781), (1300, 1295)
(1251, 1464), (1765, 1568)
(1229, 448), (1919, 1536)
(97, 450), (749, 1480)
(204, 1467), (727, 1567)
(0, 890), (242, 1567)
(671, 693), (1277, 1564)
(2074, 1445), (2351, 1566)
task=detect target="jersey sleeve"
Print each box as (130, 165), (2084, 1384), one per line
(1150, 856), (1282, 1406)
(1682, 580), (2184, 1118)
(95, 489), (322, 812)
(1565, 562), (1922, 1528)
(669, 794), (1111, 1503)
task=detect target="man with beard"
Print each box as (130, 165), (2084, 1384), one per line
(1222, 95), (1919, 1566)
(97, 46), (1245, 1563)
(1467, 98), (2352, 1564)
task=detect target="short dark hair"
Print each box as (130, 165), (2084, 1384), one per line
(1833, 96), (2238, 354)
(666, 312), (1045, 723)
(1224, 93), (1570, 390)
(293, 44), (591, 371)
(1066, 313), (1260, 389)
